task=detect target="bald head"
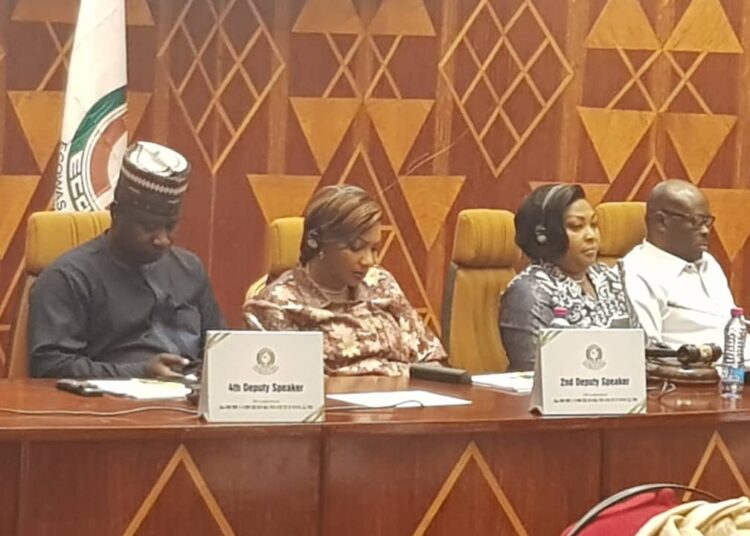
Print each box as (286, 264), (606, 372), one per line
(646, 179), (712, 262)
(648, 180), (705, 214)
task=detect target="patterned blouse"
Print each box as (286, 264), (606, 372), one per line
(243, 266), (446, 376)
(499, 262), (636, 371)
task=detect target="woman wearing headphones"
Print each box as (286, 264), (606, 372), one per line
(243, 185), (446, 376)
(499, 184), (634, 371)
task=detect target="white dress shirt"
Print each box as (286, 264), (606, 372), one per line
(622, 241), (736, 350)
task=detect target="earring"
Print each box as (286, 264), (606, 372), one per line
(534, 224), (548, 244)
(318, 250), (325, 260)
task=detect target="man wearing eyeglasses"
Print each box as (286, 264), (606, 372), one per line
(622, 179), (736, 351)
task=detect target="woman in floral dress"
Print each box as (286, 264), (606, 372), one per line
(243, 185), (446, 376)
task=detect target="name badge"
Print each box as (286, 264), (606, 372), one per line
(198, 331), (325, 423)
(530, 328), (646, 415)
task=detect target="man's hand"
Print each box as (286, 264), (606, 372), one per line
(144, 353), (189, 378)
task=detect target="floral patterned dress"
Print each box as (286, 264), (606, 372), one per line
(243, 266), (446, 376)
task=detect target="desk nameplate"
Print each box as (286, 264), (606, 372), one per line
(199, 331), (324, 423)
(531, 328), (646, 415)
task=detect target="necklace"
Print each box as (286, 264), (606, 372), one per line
(319, 285), (350, 302)
(571, 274), (586, 284)
(305, 265), (350, 301)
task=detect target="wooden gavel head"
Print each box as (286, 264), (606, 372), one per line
(675, 343), (722, 367)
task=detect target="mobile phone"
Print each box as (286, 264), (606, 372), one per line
(56, 379), (104, 397)
(181, 359), (202, 376)
(157, 360), (202, 385)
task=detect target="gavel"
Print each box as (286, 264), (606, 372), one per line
(646, 343), (722, 367)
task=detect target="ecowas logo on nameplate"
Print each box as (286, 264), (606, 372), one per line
(583, 344), (605, 370)
(254, 347), (279, 375)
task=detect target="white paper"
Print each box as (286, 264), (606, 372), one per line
(88, 379), (191, 400)
(326, 390), (471, 408)
(472, 372), (534, 394)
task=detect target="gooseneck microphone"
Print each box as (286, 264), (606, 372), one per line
(616, 259), (641, 329)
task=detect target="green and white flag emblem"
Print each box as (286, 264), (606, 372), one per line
(56, 0), (127, 212)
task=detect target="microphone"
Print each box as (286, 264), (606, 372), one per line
(245, 312), (267, 331)
(616, 259), (640, 329)
(646, 343), (722, 366)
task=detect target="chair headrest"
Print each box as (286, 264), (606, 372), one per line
(452, 209), (519, 268)
(595, 202), (647, 257)
(266, 216), (304, 277)
(26, 211), (111, 276)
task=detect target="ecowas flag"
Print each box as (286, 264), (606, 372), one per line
(56, 0), (127, 211)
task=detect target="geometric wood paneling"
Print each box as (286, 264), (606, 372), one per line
(0, 175), (39, 259)
(11, 0), (154, 25)
(247, 174), (321, 223)
(410, 442), (528, 535)
(366, 98), (433, 173)
(578, 108), (655, 182)
(122, 445), (234, 535)
(663, 113), (736, 185)
(399, 175), (464, 249)
(7, 91), (63, 172)
(704, 189), (750, 261)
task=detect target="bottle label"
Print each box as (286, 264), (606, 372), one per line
(724, 366), (745, 384)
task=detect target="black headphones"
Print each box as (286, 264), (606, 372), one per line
(534, 184), (565, 245)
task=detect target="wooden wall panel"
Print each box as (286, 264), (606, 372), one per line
(12, 436), (320, 536)
(322, 431), (600, 535)
(1, 0), (750, 371)
(604, 424), (750, 502)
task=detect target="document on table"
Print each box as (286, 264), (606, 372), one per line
(88, 379), (191, 400)
(472, 372), (534, 394)
(326, 390), (471, 408)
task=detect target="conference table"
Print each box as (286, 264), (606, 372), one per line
(0, 379), (747, 536)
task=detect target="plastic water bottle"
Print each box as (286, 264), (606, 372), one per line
(550, 307), (571, 328)
(721, 307), (746, 399)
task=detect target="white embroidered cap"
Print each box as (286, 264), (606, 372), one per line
(115, 141), (191, 216)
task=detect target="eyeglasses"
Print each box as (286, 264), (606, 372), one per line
(659, 209), (715, 229)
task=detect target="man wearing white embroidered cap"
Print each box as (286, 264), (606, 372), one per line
(29, 141), (225, 378)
